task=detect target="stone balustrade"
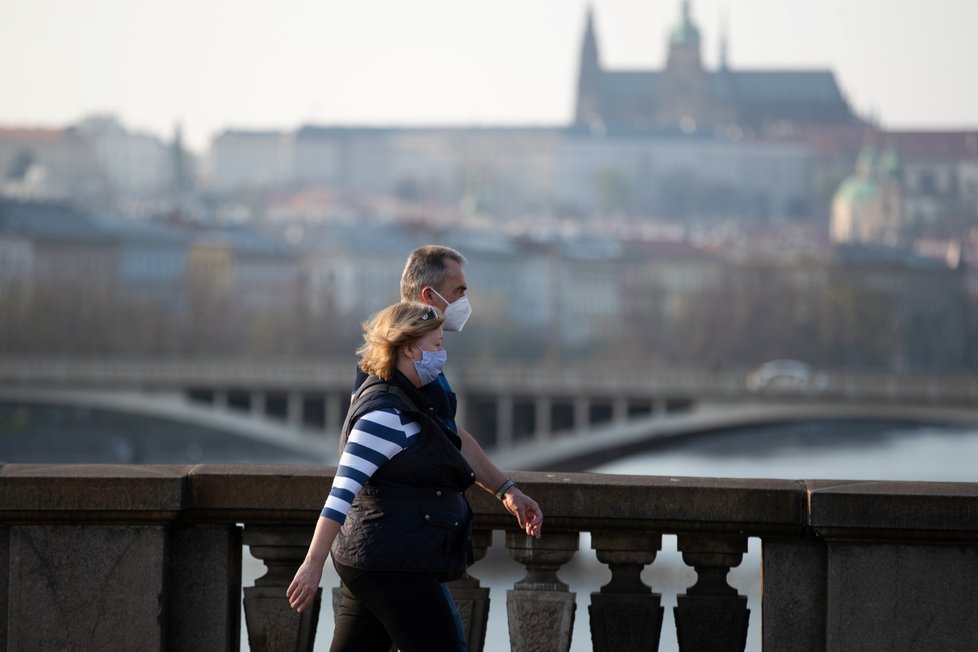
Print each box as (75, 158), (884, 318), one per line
(2, 463), (978, 651)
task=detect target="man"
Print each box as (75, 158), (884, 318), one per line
(349, 245), (543, 652)
(356, 244), (544, 535)
(398, 245), (544, 533)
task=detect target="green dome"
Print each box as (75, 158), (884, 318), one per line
(669, 0), (701, 45)
(834, 176), (879, 205)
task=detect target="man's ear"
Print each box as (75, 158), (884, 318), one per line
(420, 287), (433, 304)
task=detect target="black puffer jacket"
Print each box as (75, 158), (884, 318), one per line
(331, 370), (476, 580)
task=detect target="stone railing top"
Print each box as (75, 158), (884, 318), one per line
(2, 464), (978, 542)
(184, 464), (331, 523)
(474, 471), (805, 536)
(0, 463), (189, 521)
(808, 479), (978, 540)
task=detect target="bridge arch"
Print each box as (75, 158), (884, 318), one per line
(489, 401), (978, 472)
(0, 388), (333, 465)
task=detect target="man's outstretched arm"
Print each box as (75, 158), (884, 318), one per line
(457, 425), (543, 538)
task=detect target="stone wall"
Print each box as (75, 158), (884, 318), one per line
(2, 463), (978, 651)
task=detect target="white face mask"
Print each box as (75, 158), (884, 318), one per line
(430, 288), (472, 332)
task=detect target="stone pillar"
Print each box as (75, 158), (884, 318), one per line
(251, 391), (267, 418)
(674, 533), (749, 652)
(652, 399), (668, 417)
(506, 530), (579, 652)
(324, 392), (344, 433)
(496, 395), (514, 450)
(7, 525), (168, 651)
(447, 527), (493, 652)
(534, 397), (552, 441)
(167, 524), (243, 651)
(0, 525), (8, 647)
(762, 538), (826, 652)
(825, 542), (978, 651)
(573, 397), (589, 433)
(455, 393), (468, 430)
(589, 531), (664, 652)
(287, 393), (305, 430)
(243, 525), (320, 652)
(611, 398), (629, 424)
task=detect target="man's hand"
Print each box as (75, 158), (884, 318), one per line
(455, 426), (544, 538)
(502, 488), (543, 538)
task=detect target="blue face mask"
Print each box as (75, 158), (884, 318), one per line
(414, 348), (447, 386)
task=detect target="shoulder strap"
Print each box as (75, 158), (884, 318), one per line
(337, 376), (421, 456)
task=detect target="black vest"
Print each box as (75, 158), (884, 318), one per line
(353, 365), (459, 434)
(331, 371), (476, 579)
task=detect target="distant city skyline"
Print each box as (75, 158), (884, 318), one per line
(2, 0), (976, 152)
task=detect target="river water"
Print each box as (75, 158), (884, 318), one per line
(246, 419), (978, 652)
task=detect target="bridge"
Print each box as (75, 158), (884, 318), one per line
(2, 356), (978, 468)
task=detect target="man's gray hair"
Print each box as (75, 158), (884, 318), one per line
(400, 245), (467, 301)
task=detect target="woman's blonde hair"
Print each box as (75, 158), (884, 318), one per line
(357, 301), (445, 380)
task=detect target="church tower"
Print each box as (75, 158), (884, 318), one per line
(574, 6), (605, 132)
(718, 9), (730, 72)
(656, 0), (710, 131)
(666, 0), (703, 73)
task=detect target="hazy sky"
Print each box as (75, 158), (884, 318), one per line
(2, 0), (976, 152)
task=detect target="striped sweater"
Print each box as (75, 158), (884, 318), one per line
(321, 408), (421, 524)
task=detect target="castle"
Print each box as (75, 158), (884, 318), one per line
(572, 1), (865, 137)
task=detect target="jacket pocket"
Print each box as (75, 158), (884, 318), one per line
(421, 508), (465, 531)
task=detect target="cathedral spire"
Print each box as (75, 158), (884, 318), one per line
(575, 5), (604, 130)
(719, 8), (729, 70)
(581, 4), (599, 67)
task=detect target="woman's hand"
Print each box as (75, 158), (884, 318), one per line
(502, 489), (544, 539)
(287, 516), (342, 612)
(287, 560), (324, 613)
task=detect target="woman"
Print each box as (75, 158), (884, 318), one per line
(287, 301), (537, 651)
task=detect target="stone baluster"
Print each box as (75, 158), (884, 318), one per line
(243, 525), (320, 652)
(674, 533), (749, 652)
(589, 531), (664, 652)
(506, 529), (579, 652)
(447, 527), (493, 652)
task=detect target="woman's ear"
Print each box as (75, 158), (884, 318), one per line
(402, 343), (417, 360)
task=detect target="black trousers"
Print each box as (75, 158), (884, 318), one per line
(330, 561), (463, 652)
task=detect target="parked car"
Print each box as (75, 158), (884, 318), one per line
(746, 359), (828, 391)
